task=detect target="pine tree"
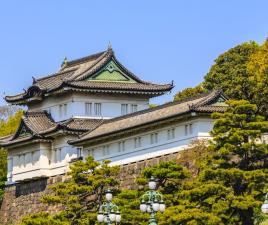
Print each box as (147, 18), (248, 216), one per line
(114, 161), (190, 225)
(168, 100), (268, 225)
(21, 157), (120, 225)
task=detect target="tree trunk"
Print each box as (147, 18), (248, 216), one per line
(240, 208), (254, 225)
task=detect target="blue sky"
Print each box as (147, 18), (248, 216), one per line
(0, 1), (267, 106)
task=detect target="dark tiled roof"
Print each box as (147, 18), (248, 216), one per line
(35, 70), (76, 91)
(0, 111), (105, 147)
(70, 90), (228, 144)
(0, 135), (51, 147)
(67, 81), (172, 93)
(5, 48), (173, 104)
(193, 105), (227, 113)
(60, 118), (104, 132)
(22, 111), (59, 135)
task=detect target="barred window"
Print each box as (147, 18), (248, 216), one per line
(167, 128), (175, 140)
(121, 104), (128, 115)
(118, 141), (126, 152)
(54, 148), (62, 163)
(185, 124), (193, 136)
(131, 104), (138, 113)
(77, 147), (82, 158)
(85, 103), (92, 116)
(59, 105), (63, 118)
(150, 133), (158, 144)
(189, 124), (193, 134)
(63, 104), (67, 116)
(184, 125), (188, 136)
(102, 145), (110, 156)
(134, 137), (142, 148)
(94, 103), (102, 116)
(87, 149), (95, 157)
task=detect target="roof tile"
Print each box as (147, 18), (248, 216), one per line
(71, 90), (227, 144)
(5, 48), (172, 104)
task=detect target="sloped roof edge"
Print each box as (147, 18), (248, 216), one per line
(69, 90), (228, 145)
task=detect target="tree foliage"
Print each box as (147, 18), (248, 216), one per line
(174, 39), (268, 117)
(20, 212), (70, 225)
(21, 157), (120, 225)
(203, 40), (268, 117)
(0, 109), (23, 204)
(114, 161), (190, 225)
(17, 38), (268, 224)
(166, 100), (268, 225)
(0, 109), (23, 137)
(0, 150), (7, 204)
(20, 100), (268, 225)
(20, 160), (190, 225)
(203, 42), (258, 101)
(247, 38), (268, 82)
(246, 39), (268, 116)
(173, 84), (207, 102)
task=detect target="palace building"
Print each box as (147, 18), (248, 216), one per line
(0, 47), (228, 184)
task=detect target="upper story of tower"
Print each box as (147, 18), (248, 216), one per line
(5, 47), (173, 122)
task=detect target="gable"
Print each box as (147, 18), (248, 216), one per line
(14, 121), (33, 139)
(87, 60), (137, 83)
(209, 95), (228, 106)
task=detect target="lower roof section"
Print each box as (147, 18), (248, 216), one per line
(0, 90), (228, 148)
(70, 90), (228, 145)
(0, 111), (104, 148)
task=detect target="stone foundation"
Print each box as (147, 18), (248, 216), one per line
(0, 152), (179, 225)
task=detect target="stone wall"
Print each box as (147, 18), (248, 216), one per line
(0, 175), (66, 225)
(0, 151), (179, 225)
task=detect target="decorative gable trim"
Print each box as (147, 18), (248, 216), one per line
(13, 120), (33, 140)
(87, 60), (137, 83)
(5, 47), (173, 105)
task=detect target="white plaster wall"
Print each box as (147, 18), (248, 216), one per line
(49, 135), (78, 177)
(7, 134), (80, 183)
(29, 93), (149, 122)
(7, 117), (215, 183)
(8, 143), (47, 182)
(83, 118), (215, 165)
(197, 119), (214, 137)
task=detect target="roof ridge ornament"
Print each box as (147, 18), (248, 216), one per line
(108, 41), (112, 50)
(61, 57), (68, 68)
(32, 76), (37, 84)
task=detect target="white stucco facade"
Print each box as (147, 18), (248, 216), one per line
(7, 135), (78, 183)
(6, 117), (214, 184)
(29, 93), (150, 122)
(2, 48), (177, 184)
(82, 118), (214, 165)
